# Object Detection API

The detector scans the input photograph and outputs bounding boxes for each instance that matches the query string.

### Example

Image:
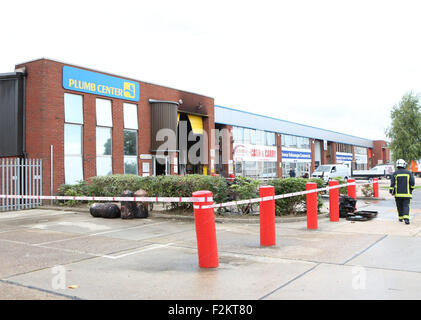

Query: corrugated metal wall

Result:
[150,100,178,151]
[0,73,25,157]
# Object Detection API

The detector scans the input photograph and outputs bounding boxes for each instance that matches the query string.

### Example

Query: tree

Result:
[385,92,421,164]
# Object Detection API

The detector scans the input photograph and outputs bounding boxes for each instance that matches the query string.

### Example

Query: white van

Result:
[311,164,351,183]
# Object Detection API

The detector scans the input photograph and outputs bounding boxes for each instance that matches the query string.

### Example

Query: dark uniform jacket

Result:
[389,168,415,198]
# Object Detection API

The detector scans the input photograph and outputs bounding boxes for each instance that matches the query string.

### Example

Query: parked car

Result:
[311,164,351,183]
[352,163,394,180]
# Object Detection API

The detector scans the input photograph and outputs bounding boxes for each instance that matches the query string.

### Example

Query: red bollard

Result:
[347,178,357,200]
[259,185,276,246]
[373,178,379,198]
[229,173,235,182]
[329,180,339,222]
[306,182,318,230]
[192,190,219,268]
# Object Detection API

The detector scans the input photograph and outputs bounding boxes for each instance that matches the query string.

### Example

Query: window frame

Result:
[64,93,84,185]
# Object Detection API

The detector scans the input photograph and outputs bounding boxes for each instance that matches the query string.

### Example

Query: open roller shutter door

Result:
[187,114,203,135]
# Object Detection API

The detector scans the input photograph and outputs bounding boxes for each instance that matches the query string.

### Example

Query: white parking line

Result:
[34,221,168,246]
[102,243,175,259]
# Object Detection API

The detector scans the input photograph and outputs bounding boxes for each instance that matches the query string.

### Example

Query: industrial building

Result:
[0,58,391,198]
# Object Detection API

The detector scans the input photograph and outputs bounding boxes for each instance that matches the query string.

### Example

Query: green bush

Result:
[331,177,348,195]
[230,177,261,214]
[361,184,374,197]
[57,174,230,211]
[268,178,324,216]
[57,175,327,215]
[147,174,230,210]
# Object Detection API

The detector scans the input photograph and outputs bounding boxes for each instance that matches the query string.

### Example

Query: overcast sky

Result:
[2,0,421,141]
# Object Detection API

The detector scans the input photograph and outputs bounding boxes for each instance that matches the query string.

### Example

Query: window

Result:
[123,103,138,130]
[96,99,113,176]
[65,93,83,124]
[123,103,138,174]
[124,129,138,174]
[355,146,367,155]
[265,132,276,146]
[282,162,311,178]
[255,130,265,146]
[337,143,352,153]
[298,137,310,149]
[243,128,252,144]
[96,98,113,127]
[96,127,112,176]
[233,126,244,143]
[263,161,277,177]
[64,93,83,185]
[249,129,257,145]
[282,134,310,149]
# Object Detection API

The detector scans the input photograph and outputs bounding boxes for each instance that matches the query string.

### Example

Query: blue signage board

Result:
[336,153,353,162]
[282,150,311,160]
[62,66,140,102]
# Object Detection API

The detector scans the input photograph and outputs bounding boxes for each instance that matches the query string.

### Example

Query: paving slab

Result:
[0,229,82,245]
[43,235,150,256]
[345,235,421,272]
[101,220,196,241]
[152,222,385,264]
[0,281,71,300]
[264,263,421,300]
[28,217,156,235]
[0,240,92,279]
[0,211,92,229]
[6,245,317,300]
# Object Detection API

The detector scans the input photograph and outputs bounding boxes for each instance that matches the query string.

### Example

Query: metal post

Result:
[51,145,53,205]
[28,159,32,208]
[40,159,43,205]
[1,159,4,211]
[25,158,28,209]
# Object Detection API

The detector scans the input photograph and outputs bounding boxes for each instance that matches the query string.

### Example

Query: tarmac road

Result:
[0,188,421,300]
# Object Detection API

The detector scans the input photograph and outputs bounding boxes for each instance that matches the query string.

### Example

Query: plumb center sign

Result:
[62,66,140,102]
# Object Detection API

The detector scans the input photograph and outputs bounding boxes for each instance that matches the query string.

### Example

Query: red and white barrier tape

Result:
[1,180,375,210]
[0,194,212,203]
[196,181,373,209]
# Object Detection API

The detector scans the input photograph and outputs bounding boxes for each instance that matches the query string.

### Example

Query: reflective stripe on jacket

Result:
[389,169,415,198]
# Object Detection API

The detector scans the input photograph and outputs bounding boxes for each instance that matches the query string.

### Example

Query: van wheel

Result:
[344,177,348,182]
[386,175,391,179]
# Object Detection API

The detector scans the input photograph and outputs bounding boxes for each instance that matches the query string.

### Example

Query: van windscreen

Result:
[314,165,330,172]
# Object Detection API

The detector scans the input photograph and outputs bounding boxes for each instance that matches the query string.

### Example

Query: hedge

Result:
[268,178,325,216]
[57,175,325,215]
[57,174,230,210]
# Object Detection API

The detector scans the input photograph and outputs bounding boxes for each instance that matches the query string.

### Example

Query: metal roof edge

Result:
[215,104,374,143]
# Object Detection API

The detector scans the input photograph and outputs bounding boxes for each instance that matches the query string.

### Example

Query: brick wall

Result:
[16,59,214,194]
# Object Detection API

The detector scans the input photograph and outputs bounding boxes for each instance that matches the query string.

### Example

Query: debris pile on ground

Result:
[120,189,149,219]
[89,189,148,219]
[339,195,378,222]
[89,203,121,218]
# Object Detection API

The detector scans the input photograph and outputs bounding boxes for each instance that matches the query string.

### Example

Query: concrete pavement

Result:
[0,187,420,300]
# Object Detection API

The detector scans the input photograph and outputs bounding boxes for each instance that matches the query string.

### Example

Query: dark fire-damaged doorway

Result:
[177,112,204,175]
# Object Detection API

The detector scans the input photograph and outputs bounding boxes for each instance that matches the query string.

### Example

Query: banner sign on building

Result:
[63,66,140,102]
[336,152,353,163]
[281,149,311,162]
[355,154,368,164]
[233,143,277,162]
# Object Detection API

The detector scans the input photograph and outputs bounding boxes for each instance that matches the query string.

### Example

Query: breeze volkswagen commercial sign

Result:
[62,66,140,102]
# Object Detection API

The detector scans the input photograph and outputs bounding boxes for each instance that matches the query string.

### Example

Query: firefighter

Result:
[389,159,415,224]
